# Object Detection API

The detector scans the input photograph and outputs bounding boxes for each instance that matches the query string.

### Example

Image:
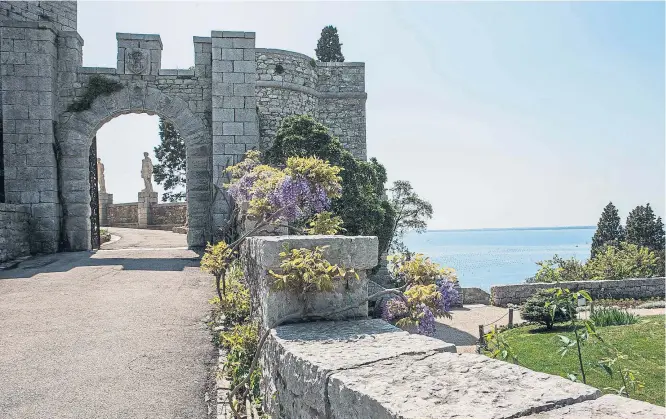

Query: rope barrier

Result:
[482,311,509,327]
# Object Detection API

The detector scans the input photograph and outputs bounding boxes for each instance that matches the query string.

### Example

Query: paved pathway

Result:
[102,227,188,250]
[0,229,214,419]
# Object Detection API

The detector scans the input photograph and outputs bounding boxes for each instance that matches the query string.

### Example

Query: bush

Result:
[521,289,574,330]
[590,307,639,327]
[210,262,250,327]
[529,255,588,283]
[586,242,661,280]
[220,323,261,403]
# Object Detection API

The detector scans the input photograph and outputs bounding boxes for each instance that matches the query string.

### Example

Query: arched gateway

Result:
[0,0,367,255]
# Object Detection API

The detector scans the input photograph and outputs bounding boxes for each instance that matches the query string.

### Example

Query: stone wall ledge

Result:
[256,80,367,99]
[78,66,116,74]
[59,30,84,45]
[256,47,314,63]
[525,394,664,418]
[491,277,666,307]
[0,20,57,32]
[263,318,616,419]
[116,32,162,48]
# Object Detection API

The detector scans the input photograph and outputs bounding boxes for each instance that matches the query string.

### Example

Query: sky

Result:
[81,1,665,230]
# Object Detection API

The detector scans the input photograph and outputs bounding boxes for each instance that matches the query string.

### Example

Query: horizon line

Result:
[425,225,596,233]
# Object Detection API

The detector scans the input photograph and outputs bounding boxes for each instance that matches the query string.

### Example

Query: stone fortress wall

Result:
[491,277,666,307]
[0,0,367,255]
[0,203,31,263]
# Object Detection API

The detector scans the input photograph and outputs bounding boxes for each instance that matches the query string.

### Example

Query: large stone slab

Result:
[525,394,665,418]
[242,235,378,328]
[327,352,601,419]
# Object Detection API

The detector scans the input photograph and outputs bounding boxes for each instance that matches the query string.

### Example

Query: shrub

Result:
[586,242,661,280]
[220,323,261,403]
[210,262,250,327]
[521,289,574,329]
[590,307,639,327]
[530,255,588,283]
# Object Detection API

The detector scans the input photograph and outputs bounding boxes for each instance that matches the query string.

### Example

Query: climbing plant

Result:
[66,75,123,112]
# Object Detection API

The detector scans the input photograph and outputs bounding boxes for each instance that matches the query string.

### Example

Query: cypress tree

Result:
[153,117,186,202]
[590,202,624,258]
[626,203,665,251]
[315,25,345,62]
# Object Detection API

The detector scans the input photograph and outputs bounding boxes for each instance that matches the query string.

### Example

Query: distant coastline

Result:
[427,226,596,233]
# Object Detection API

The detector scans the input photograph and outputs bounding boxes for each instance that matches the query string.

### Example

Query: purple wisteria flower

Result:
[435,279,459,313]
[268,175,331,222]
[381,298,408,322]
[417,304,436,336]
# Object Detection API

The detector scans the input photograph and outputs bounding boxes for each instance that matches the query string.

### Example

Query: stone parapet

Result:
[260,318,619,419]
[242,235,378,329]
[491,277,666,307]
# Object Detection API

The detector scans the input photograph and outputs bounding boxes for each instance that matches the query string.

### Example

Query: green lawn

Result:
[499,315,665,406]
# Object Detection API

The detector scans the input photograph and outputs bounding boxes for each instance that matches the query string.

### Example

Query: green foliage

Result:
[210,262,251,326]
[388,252,457,287]
[590,307,639,327]
[586,242,661,280]
[497,316,664,405]
[484,326,519,364]
[268,245,357,301]
[387,180,433,254]
[597,349,645,398]
[305,211,345,235]
[153,117,186,202]
[529,255,588,283]
[66,75,123,112]
[200,241,235,296]
[263,115,394,262]
[625,204,665,252]
[520,289,573,329]
[591,202,625,258]
[315,25,344,62]
[220,323,261,403]
[100,228,111,244]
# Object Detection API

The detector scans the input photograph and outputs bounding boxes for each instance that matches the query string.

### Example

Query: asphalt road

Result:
[0,231,214,419]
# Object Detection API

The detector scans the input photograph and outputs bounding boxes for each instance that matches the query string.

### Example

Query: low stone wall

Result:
[462,287,491,305]
[149,202,187,228]
[238,234,664,418]
[105,202,186,230]
[106,203,139,228]
[491,277,666,307]
[0,204,31,263]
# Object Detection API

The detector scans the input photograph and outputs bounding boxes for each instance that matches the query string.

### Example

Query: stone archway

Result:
[58,82,212,250]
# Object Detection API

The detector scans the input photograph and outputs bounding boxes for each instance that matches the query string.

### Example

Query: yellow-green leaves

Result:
[305,211,345,235]
[388,253,457,286]
[269,246,357,297]
[201,240,234,278]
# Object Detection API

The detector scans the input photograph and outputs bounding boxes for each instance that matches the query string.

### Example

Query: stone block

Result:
[233,60,256,74]
[234,108,255,122]
[221,48,243,61]
[222,122,243,135]
[222,96,244,109]
[242,235,378,329]
[524,395,664,418]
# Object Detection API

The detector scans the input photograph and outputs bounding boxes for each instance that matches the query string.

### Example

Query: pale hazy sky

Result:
[82,1,665,230]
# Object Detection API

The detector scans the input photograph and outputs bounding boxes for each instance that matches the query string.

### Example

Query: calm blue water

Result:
[402,227,595,291]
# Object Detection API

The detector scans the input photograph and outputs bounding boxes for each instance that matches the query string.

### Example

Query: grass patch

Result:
[500,315,664,406]
[590,307,639,327]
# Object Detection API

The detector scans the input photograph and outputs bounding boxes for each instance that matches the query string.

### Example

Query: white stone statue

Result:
[141,152,154,193]
[97,157,106,194]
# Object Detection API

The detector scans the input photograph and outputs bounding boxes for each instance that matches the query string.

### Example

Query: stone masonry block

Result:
[222,122,243,135]
[234,109,255,122]
[233,83,254,97]
[223,96,244,109]
[242,235,378,329]
[221,48,243,61]
[525,395,664,419]
[233,60,256,73]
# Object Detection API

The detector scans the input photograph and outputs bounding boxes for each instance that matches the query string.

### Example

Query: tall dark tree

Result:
[590,202,624,258]
[625,203,665,251]
[315,25,345,62]
[387,180,433,254]
[264,115,394,260]
[153,117,186,202]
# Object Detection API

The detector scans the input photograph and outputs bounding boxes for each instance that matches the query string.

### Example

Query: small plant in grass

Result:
[484,326,519,364]
[590,307,639,327]
[381,253,458,336]
[520,289,574,330]
[597,348,645,398]
[547,288,598,384]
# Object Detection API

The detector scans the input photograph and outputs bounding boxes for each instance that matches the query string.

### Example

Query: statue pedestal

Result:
[99,192,113,227]
[138,191,158,228]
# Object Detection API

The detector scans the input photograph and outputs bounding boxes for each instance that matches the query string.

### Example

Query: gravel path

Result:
[0,233,214,418]
[102,227,188,250]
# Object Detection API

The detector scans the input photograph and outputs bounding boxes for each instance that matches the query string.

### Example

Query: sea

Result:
[401,226,596,291]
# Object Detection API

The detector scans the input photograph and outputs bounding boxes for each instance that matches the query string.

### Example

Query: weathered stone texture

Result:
[462,287,491,305]
[0,1,77,32]
[148,202,186,227]
[106,203,138,227]
[262,318,603,419]
[525,394,665,418]
[491,277,666,307]
[242,235,378,330]
[0,203,31,262]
